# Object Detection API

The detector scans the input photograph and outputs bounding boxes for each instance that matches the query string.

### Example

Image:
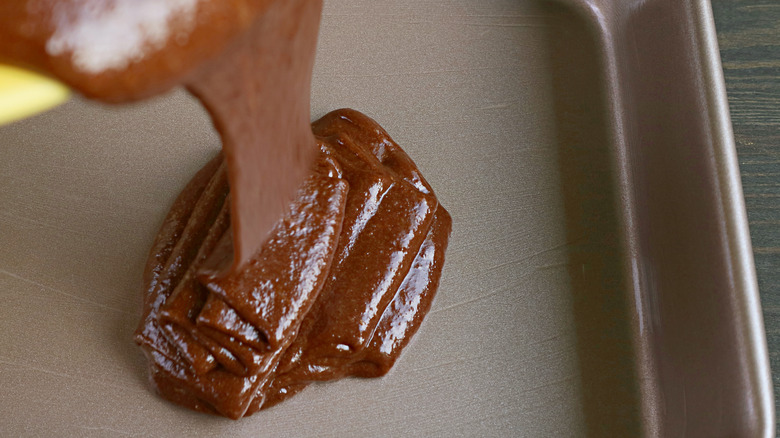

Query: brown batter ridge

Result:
[1,0,451,419]
[135,109,451,418]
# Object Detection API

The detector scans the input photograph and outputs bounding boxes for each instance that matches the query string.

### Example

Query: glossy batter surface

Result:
[135,109,451,418]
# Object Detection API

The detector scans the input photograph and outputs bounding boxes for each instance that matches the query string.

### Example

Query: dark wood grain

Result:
[711,0,780,432]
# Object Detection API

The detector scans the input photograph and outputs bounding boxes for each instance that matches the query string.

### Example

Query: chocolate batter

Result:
[138,109,450,418]
[0,0,451,418]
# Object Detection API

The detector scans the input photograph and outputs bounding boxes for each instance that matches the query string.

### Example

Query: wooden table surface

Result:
[711,0,780,432]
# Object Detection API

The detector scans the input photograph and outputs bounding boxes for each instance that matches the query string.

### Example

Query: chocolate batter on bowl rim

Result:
[0,0,451,418]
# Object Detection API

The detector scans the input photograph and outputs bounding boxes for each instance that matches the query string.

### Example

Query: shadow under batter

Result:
[134,109,451,419]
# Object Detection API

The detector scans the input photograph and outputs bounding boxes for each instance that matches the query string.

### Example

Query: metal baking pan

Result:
[0,0,773,436]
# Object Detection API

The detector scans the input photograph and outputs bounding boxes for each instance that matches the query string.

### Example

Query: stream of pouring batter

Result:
[185,0,322,276]
[0,0,322,272]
